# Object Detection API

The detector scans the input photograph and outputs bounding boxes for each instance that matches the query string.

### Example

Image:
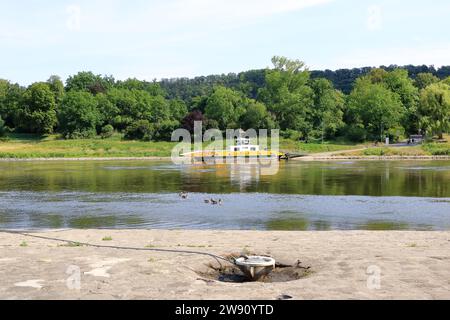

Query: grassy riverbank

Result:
[0,134,362,159]
[0,133,448,159]
[0,134,175,158]
[337,137,450,157]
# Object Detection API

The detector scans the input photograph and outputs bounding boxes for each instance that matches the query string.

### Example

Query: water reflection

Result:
[0,160,449,197]
[0,161,449,230]
[0,191,449,231]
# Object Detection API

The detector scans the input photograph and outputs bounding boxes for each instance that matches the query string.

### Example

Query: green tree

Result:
[106,88,139,129]
[385,69,419,134]
[66,72,114,95]
[259,56,314,138]
[347,77,404,141]
[19,82,57,134]
[96,93,120,128]
[205,86,245,129]
[189,96,208,112]
[106,88,172,130]
[310,78,345,140]
[169,99,188,121]
[418,83,450,139]
[145,94,171,123]
[367,68,419,134]
[153,119,180,141]
[0,116,6,137]
[58,91,100,139]
[47,75,65,104]
[239,99,274,130]
[124,120,154,141]
[116,78,166,96]
[100,124,114,139]
[0,79,24,128]
[415,73,439,89]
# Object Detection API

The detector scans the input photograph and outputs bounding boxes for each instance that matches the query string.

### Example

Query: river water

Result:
[0,160,449,230]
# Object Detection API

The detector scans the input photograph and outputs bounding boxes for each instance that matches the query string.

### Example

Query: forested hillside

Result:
[1,57,449,143]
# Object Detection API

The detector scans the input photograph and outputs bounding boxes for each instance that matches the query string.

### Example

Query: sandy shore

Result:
[1,229,449,300]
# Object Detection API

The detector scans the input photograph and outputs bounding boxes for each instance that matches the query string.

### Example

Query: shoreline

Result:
[1,229,449,300]
[0,156,171,162]
[294,155,450,161]
[0,155,449,162]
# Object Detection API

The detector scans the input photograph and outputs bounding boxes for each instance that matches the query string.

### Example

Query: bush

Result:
[423,143,450,156]
[363,148,389,156]
[430,148,450,156]
[100,125,114,139]
[153,120,180,141]
[281,129,301,141]
[65,129,97,139]
[124,120,154,141]
[344,125,367,143]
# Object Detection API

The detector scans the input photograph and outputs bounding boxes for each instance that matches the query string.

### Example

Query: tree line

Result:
[1,56,449,142]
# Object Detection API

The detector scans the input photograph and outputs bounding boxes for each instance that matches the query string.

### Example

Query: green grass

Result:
[422,142,450,156]
[339,135,450,157]
[361,147,427,156]
[102,236,113,241]
[20,241,28,247]
[0,134,176,158]
[0,133,363,158]
[278,138,361,154]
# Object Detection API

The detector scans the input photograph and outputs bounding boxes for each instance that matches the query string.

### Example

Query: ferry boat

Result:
[182,137,284,161]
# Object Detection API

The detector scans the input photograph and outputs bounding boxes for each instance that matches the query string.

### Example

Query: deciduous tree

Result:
[419,83,450,139]
[19,82,57,134]
[58,91,100,139]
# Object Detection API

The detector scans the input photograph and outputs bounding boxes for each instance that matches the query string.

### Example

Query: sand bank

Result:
[1,230,449,300]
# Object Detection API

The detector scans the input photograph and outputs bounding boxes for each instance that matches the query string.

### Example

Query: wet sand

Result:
[1,230,449,300]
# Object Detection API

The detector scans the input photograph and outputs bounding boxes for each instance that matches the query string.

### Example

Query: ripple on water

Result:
[0,191,449,230]
[396,166,450,171]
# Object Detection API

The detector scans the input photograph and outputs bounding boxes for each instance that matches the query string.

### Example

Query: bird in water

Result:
[209,199,223,205]
[179,192,188,199]
[204,199,210,204]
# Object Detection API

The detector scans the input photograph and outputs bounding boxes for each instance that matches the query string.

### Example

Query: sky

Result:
[0,0,449,85]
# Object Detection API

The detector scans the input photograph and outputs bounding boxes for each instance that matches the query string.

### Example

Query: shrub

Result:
[65,129,97,139]
[0,116,6,137]
[124,120,154,141]
[430,148,450,156]
[153,120,180,141]
[281,129,301,141]
[423,143,450,156]
[363,148,388,156]
[344,125,367,143]
[100,124,114,139]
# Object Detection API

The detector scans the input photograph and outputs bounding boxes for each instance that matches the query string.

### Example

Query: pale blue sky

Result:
[1,0,449,85]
